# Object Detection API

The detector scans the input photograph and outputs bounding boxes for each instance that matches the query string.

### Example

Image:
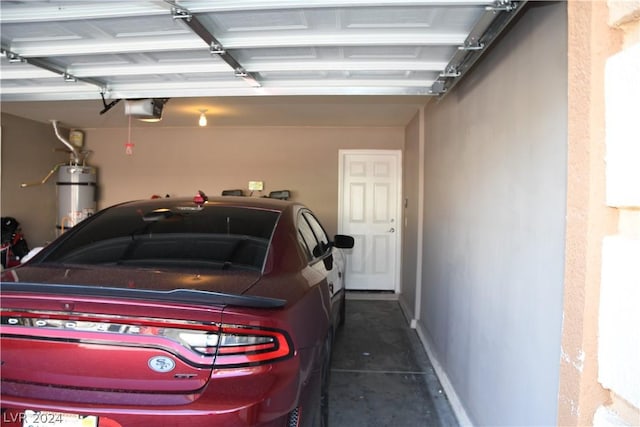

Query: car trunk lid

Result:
[0,267,285,402]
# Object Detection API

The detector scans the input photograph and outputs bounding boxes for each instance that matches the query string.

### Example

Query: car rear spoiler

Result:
[0,282,286,309]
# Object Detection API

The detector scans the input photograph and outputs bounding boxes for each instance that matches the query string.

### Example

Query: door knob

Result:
[388,227,395,233]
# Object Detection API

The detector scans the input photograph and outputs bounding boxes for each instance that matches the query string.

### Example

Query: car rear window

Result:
[42,205,280,272]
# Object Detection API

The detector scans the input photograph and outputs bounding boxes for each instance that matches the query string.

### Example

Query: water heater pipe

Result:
[51,120,80,164]
[20,163,64,188]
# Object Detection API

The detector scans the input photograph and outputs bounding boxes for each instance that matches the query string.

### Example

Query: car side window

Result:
[302,212,330,257]
[297,214,319,261]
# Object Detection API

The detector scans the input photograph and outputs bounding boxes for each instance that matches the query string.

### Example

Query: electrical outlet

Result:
[248,181,264,191]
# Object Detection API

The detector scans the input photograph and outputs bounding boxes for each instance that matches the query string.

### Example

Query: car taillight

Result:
[214,325,293,367]
[2,310,293,369]
[174,331,220,355]
[167,325,292,367]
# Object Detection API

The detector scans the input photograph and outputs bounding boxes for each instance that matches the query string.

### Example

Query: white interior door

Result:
[338,150,402,291]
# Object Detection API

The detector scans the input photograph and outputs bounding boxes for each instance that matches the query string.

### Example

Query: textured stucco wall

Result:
[557,1,623,425]
[594,1,640,425]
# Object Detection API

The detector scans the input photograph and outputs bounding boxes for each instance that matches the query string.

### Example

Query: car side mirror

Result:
[333,234,354,249]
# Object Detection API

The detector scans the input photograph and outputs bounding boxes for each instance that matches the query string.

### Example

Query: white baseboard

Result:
[398,296,415,325]
[346,291,398,301]
[414,322,474,427]
[390,295,474,426]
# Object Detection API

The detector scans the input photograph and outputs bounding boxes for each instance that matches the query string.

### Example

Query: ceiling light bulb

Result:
[198,110,207,127]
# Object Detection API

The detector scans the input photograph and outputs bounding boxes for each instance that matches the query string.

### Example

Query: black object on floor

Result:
[329,299,458,427]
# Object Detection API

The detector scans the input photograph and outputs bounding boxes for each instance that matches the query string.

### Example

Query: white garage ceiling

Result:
[0,0,525,127]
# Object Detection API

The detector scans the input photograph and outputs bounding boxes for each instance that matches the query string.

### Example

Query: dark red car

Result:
[0,194,354,427]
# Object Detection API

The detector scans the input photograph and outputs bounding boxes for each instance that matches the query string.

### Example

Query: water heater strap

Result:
[56,182,97,186]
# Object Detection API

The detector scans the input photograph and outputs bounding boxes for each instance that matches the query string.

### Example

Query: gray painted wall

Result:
[418,4,568,425]
[400,111,421,316]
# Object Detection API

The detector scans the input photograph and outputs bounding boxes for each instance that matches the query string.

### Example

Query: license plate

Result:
[22,410,98,427]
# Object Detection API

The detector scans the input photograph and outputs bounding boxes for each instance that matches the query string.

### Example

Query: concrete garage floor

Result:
[329,296,458,427]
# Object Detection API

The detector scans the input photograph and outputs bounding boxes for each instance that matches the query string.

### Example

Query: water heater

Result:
[56,165,97,232]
